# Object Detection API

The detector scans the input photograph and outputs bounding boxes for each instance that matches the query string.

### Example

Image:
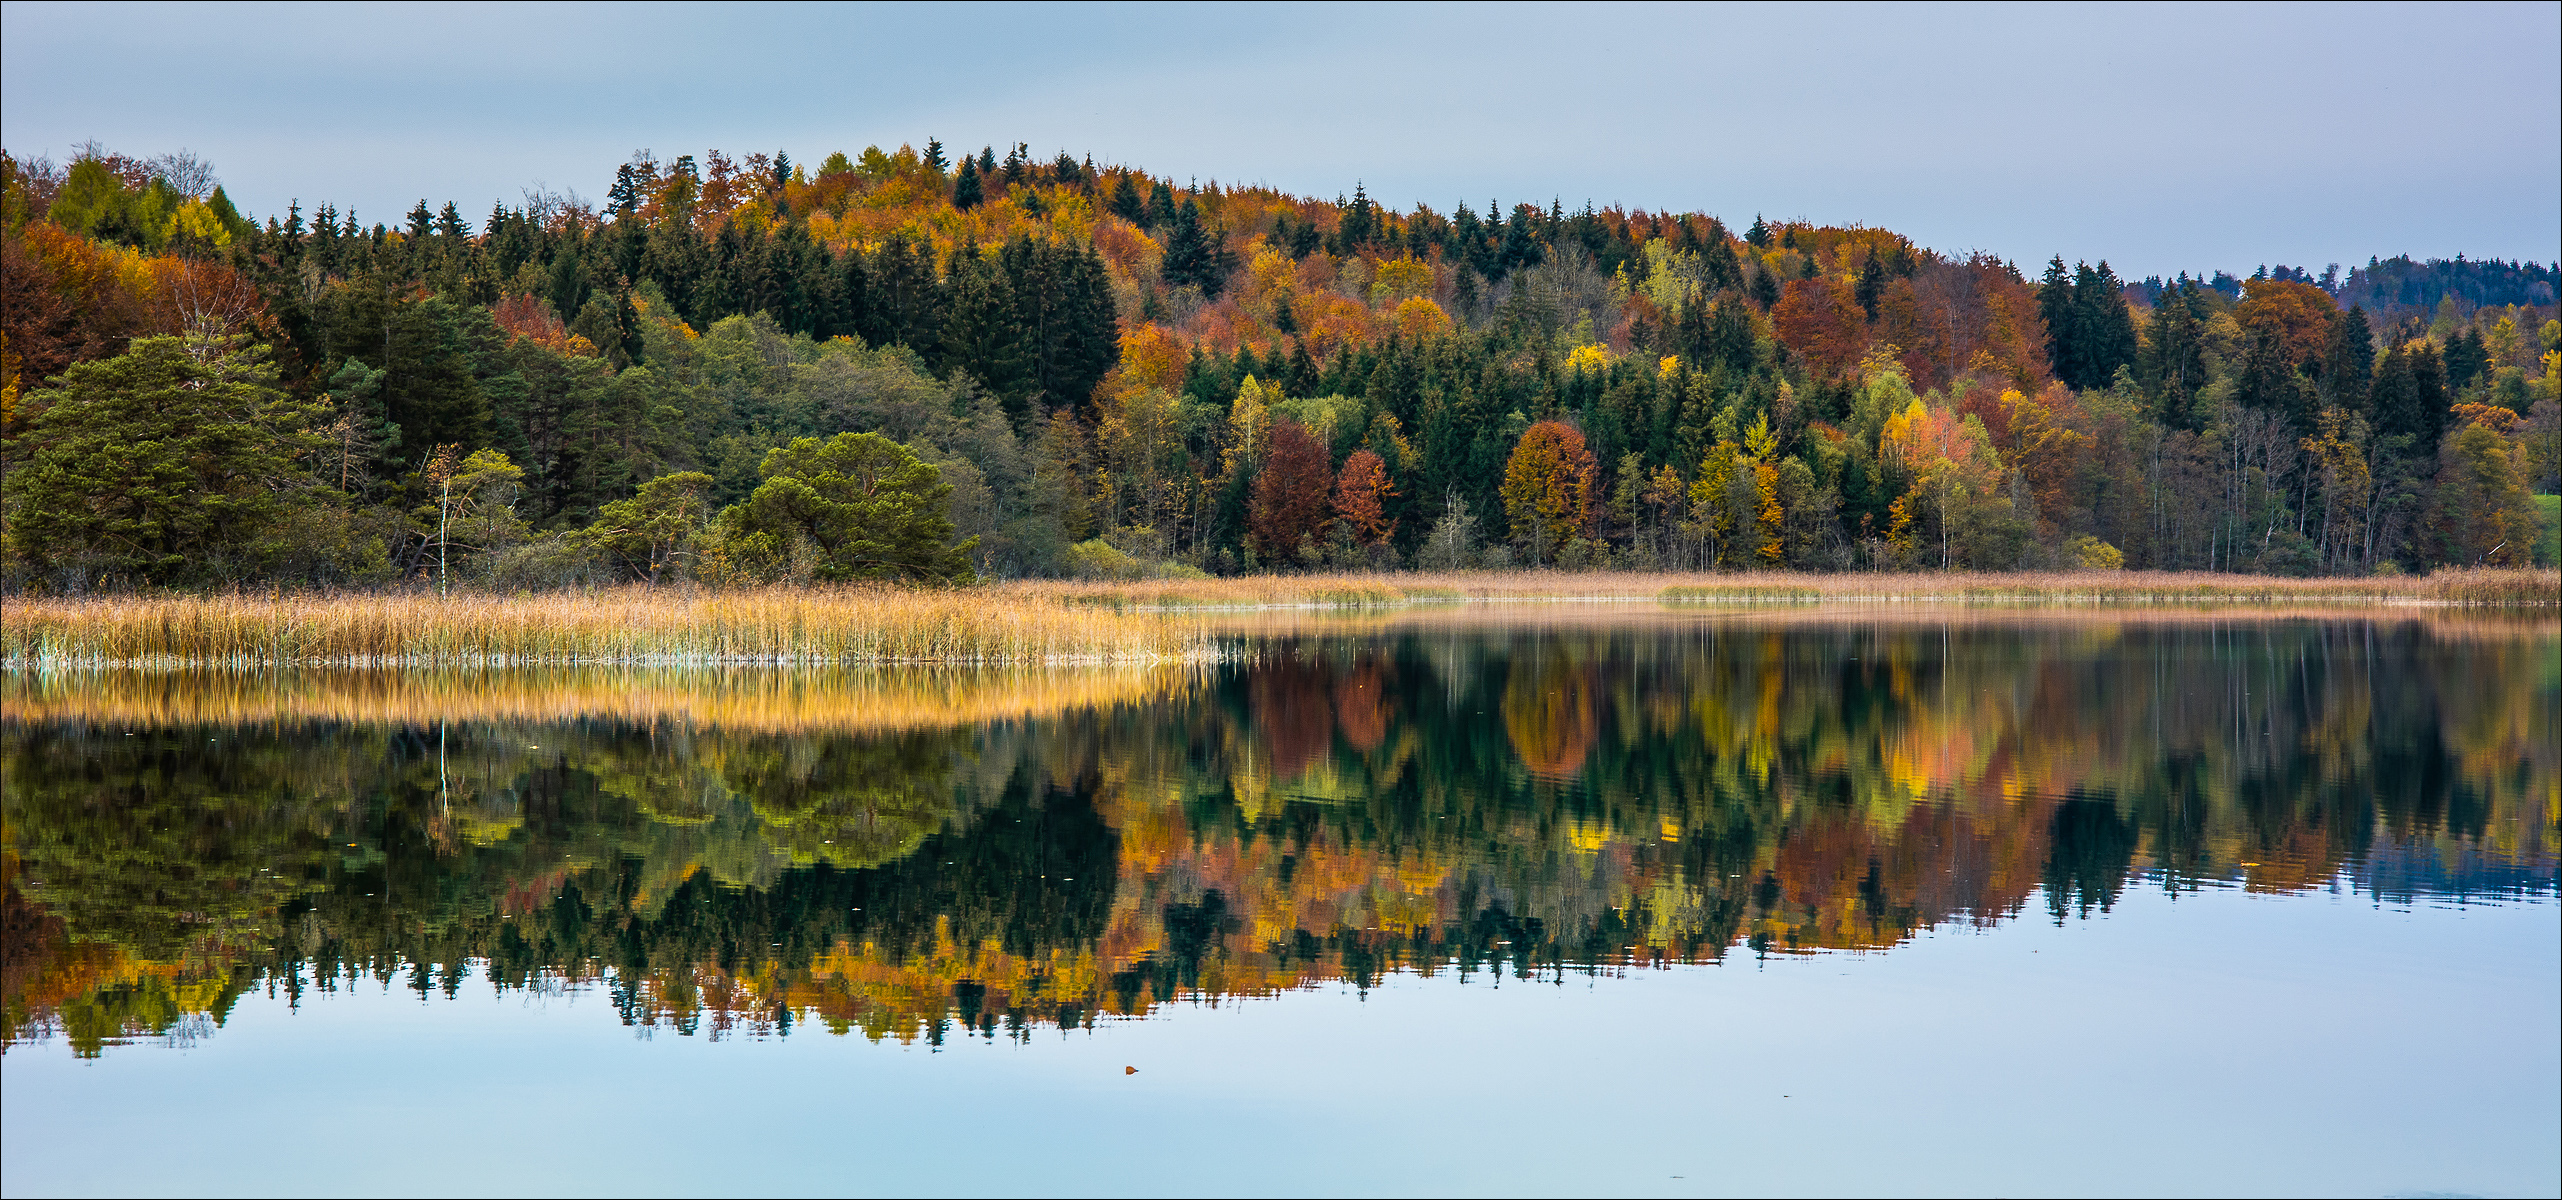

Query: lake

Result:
[3,610,2556,1198]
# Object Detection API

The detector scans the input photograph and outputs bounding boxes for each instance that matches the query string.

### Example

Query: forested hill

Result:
[2,140,2556,590]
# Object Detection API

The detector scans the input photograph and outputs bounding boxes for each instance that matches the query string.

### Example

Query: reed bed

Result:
[1195,603,2562,642]
[0,663,1195,734]
[1013,567,2561,609]
[0,586,1207,669]
[4,568,2550,669]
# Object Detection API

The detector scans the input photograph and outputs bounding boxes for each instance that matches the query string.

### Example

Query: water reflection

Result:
[4,616,2553,1055]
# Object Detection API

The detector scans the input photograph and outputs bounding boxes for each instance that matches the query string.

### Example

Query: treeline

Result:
[2,141,2556,589]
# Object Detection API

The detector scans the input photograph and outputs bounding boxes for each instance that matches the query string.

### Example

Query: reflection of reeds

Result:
[0,664,1196,734]
[1,586,1208,668]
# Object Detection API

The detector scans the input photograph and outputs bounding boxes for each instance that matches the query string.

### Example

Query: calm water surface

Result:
[3,612,2556,1198]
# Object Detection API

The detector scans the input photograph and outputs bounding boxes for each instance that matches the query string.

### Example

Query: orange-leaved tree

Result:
[2234,279,2338,367]
[1334,448,1397,545]
[1501,420,1597,565]
[1249,419,1334,566]
[1772,276,1866,378]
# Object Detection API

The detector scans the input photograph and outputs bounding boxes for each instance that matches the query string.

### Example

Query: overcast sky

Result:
[4,1,2554,279]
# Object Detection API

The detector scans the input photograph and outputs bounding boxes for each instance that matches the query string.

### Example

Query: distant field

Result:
[2,567,2554,668]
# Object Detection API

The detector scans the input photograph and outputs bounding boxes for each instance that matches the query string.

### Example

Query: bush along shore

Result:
[1,569,2552,669]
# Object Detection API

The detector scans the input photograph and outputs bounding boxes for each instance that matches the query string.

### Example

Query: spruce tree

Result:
[2323,305,2375,414]
[2073,261,2138,388]
[2037,257,2077,384]
[953,158,983,211]
[1161,198,1213,294]
[1749,268,1781,310]
[2142,284,2208,431]
[1108,173,1145,224]
[1746,214,1769,247]
[940,241,1025,401]
[1146,180,1177,230]
[2237,329,2314,434]
[1855,253,1886,322]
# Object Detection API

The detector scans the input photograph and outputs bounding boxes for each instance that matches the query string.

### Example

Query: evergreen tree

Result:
[953,158,984,211]
[1854,253,1886,322]
[1745,214,1769,247]
[1145,180,1177,230]
[2072,262,2138,388]
[2444,326,2488,389]
[2142,284,2208,431]
[2037,256,2076,382]
[2236,329,2314,433]
[939,242,1022,397]
[2322,305,2375,414]
[1160,198,1221,296]
[1748,267,1781,310]
[1708,294,1757,375]
[923,139,948,173]
[1108,173,1145,224]
[867,233,942,352]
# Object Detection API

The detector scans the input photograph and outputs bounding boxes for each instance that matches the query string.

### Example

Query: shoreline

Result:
[3,568,2554,669]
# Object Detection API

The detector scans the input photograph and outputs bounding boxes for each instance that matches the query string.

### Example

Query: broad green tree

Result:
[718,432,975,582]
[4,337,323,587]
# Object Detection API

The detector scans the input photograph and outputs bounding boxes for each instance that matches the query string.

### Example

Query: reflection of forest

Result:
[5,619,2554,1055]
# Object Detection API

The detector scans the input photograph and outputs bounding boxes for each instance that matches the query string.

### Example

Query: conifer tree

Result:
[1161,198,1220,296]
[2037,256,2076,381]
[2323,305,2375,413]
[953,158,983,211]
[1108,173,1145,224]
[1855,253,1886,322]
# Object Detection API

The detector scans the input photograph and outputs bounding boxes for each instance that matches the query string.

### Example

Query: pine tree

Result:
[1746,214,1769,247]
[953,159,983,211]
[1145,180,1176,230]
[923,138,948,173]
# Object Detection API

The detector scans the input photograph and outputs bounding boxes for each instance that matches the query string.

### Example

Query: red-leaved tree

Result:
[1334,448,1396,545]
[1249,420,1334,565]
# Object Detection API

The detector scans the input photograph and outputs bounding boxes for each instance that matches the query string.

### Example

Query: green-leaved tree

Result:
[4,337,324,588]
[718,433,976,582]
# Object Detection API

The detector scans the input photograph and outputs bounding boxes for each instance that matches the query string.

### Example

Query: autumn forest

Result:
[3,139,2558,590]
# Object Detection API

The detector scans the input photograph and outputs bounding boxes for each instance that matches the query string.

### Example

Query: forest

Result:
[3,139,2558,589]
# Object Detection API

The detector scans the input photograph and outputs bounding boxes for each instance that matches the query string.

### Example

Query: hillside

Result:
[2,140,2556,589]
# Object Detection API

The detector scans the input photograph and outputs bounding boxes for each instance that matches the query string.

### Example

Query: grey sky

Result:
[4,1,2554,280]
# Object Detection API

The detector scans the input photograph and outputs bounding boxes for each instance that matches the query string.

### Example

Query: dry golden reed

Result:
[1014,567,2560,609]
[0,585,1206,668]
[4,568,2550,668]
